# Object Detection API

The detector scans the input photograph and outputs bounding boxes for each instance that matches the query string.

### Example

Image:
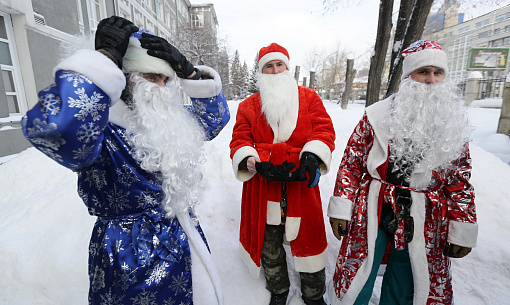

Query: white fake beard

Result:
[385,78,472,186]
[257,70,298,127]
[124,74,206,218]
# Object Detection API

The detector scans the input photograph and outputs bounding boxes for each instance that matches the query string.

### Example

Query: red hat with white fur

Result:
[258,43,290,72]
[401,39,448,80]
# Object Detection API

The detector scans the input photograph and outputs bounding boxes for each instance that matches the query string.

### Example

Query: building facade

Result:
[425,4,510,83]
[0,0,219,159]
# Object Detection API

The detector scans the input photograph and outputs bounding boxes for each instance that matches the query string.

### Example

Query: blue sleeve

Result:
[186,91,230,140]
[22,70,111,171]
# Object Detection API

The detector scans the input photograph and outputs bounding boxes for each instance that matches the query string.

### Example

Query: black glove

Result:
[444,243,472,258]
[294,152,321,188]
[95,16,139,68]
[255,161,296,182]
[139,33,200,79]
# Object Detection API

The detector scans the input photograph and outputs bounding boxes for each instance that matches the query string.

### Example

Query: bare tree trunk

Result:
[309,71,316,89]
[385,0,435,97]
[341,58,355,109]
[385,0,415,98]
[294,66,301,82]
[366,0,394,107]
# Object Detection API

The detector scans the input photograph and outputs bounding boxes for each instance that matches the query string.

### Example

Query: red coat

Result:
[327,96,478,305]
[230,86,335,278]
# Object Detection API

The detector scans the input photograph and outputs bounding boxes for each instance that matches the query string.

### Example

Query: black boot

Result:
[269,290,289,305]
[302,296,326,305]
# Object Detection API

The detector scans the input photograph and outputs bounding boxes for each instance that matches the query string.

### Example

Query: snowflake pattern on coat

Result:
[331,113,476,304]
[23,69,228,305]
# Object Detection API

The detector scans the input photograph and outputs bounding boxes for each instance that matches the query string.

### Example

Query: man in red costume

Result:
[328,40,477,305]
[230,43,335,305]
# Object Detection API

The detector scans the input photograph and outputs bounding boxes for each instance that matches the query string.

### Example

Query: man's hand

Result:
[139,33,200,79]
[294,152,321,188]
[444,243,472,258]
[330,218,349,240]
[95,16,139,68]
[255,161,296,182]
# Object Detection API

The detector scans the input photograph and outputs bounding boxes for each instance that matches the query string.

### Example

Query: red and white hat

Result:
[401,39,448,80]
[258,43,290,72]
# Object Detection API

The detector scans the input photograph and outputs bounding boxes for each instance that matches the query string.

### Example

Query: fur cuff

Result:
[180,65,222,98]
[292,248,328,273]
[328,196,353,220]
[239,243,261,279]
[54,49,126,106]
[301,140,333,174]
[448,221,478,247]
[232,146,258,181]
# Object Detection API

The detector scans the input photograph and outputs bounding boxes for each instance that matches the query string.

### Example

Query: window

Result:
[478,30,491,38]
[496,14,505,23]
[494,28,501,35]
[476,19,490,28]
[0,13,26,115]
[191,13,203,27]
[506,25,510,32]
[459,26,470,34]
[87,0,104,30]
[493,39,501,47]
[504,37,510,46]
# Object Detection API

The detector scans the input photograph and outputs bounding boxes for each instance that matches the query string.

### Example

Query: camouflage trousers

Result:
[261,224,326,300]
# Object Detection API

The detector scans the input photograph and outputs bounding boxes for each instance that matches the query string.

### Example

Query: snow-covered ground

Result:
[1,100,510,305]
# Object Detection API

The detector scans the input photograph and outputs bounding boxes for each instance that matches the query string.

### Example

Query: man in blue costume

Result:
[22,16,229,305]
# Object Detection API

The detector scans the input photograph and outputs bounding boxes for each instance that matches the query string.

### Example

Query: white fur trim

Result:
[327,196,353,220]
[401,48,449,80]
[365,96,393,178]
[292,247,328,273]
[266,201,281,225]
[258,52,290,72]
[338,179,382,303]
[301,140,333,174]
[232,146,259,181]
[108,99,129,128]
[239,242,261,278]
[285,216,300,242]
[54,49,126,106]
[180,65,222,98]
[123,37,175,79]
[447,221,478,248]
[408,192,430,305]
[176,213,224,305]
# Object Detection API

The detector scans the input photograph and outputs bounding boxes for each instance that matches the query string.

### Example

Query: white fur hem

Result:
[239,243,261,278]
[54,49,126,105]
[180,65,222,98]
[327,196,353,220]
[447,221,478,247]
[292,248,327,273]
[232,146,258,181]
[267,201,281,225]
[285,217,300,242]
[337,180,381,303]
[301,140,333,174]
[409,192,430,305]
[176,213,224,305]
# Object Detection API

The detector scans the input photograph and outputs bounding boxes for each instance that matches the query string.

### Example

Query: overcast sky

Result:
[191,0,510,75]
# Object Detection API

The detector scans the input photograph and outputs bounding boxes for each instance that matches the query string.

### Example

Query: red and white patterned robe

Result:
[327,96,477,305]
[230,86,335,278]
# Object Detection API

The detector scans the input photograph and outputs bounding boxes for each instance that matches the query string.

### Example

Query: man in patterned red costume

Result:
[327,40,477,305]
